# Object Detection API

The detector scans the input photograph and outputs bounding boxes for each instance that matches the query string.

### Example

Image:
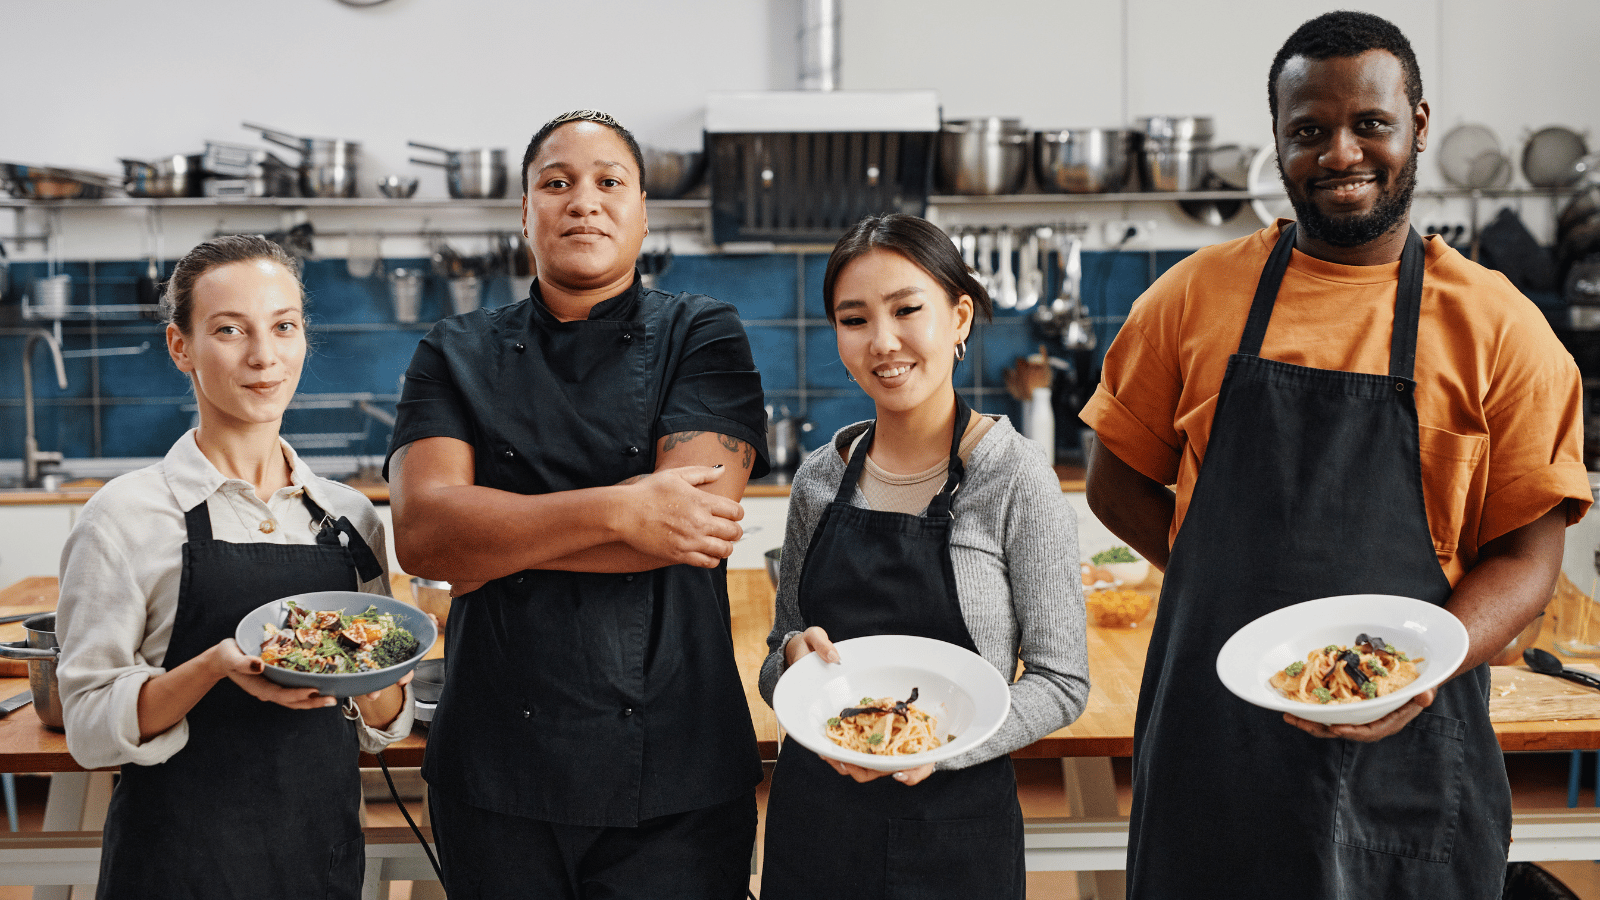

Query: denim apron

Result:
[761,392,1025,900]
[1125,224,1510,898]
[96,492,385,900]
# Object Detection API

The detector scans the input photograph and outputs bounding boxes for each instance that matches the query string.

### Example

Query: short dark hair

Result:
[519,110,646,195]
[821,214,993,326]
[1268,10,1424,122]
[162,234,303,335]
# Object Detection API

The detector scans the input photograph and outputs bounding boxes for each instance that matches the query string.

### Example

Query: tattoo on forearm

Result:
[663,431,705,453]
[716,433,740,453]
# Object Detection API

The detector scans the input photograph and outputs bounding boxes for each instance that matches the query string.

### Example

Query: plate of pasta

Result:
[772,634,1011,772]
[1215,594,1468,725]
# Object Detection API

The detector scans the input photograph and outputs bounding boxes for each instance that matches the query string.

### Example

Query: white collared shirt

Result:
[55,430,413,770]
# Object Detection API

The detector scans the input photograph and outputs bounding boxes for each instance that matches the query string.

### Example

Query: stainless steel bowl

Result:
[641,147,706,199]
[936,118,1029,196]
[121,154,204,198]
[377,175,419,198]
[1136,116,1215,192]
[1033,129,1135,194]
[764,548,781,589]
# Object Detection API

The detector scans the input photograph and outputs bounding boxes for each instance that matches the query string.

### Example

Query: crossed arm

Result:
[389,430,756,584]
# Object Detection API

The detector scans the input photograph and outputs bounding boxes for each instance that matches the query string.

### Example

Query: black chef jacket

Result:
[386,276,770,827]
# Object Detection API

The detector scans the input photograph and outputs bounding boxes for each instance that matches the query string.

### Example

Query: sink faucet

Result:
[22,329,68,488]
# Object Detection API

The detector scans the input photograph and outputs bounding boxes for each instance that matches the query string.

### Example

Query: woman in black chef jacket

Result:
[55,234,413,900]
[757,214,1090,899]
[385,110,769,899]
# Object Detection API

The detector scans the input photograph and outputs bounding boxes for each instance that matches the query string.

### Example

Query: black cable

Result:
[377,750,445,883]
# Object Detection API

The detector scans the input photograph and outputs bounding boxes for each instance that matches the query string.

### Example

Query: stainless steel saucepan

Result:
[0,613,63,730]
[244,122,361,198]
[409,142,507,199]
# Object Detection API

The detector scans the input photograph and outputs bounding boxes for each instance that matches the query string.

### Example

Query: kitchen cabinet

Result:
[0,505,75,587]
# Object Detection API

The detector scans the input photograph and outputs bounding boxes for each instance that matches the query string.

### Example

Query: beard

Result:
[1280,148,1418,248]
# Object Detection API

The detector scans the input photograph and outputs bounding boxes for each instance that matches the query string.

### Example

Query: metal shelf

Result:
[0,196,709,210]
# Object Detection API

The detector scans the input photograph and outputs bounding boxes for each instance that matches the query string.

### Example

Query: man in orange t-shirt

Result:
[1081,10,1591,898]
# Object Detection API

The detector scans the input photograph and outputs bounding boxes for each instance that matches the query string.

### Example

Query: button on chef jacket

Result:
[386,277,771,827]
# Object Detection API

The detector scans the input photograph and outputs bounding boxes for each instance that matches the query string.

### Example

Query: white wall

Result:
[2,0,1596,255]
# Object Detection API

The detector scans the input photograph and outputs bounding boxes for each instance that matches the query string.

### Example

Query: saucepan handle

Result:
[0,641,55,660]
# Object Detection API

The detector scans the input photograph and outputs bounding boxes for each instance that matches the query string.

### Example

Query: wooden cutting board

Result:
[1490,664,1600,723]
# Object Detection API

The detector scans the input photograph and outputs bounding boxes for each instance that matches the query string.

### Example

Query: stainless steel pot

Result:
[1032,129,1135,193]
[1,163,117,200]
[409,142,507,199]
[1136,116,1214,192]
[936,118,1029,196]
[0,613,63,731]
[244,122,361,198]
[641,146,706,199]
[121,154,204,198]
[765,405,811,481]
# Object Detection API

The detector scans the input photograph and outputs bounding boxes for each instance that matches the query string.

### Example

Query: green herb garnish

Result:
[1090,546,1139,565]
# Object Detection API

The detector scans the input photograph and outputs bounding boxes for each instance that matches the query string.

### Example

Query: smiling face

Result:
[166,258,305,436]
[1274,49,1428,261]
[832,249,974,420]
[521,120,648,300]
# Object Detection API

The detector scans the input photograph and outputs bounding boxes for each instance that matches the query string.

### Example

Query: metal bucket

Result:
[0,614,63,730]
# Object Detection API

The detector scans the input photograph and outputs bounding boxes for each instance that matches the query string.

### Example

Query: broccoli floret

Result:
[371,628,420,669]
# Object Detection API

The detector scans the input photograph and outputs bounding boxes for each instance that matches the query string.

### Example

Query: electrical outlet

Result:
[1103,220,1156,246]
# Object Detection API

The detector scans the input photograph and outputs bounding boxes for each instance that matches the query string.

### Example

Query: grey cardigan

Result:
[758,415,1090,769]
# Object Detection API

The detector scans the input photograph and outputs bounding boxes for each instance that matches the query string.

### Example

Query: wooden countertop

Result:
[5,569,1592,773]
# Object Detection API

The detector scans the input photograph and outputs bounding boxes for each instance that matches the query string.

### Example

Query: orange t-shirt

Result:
[1081,221,1592,585]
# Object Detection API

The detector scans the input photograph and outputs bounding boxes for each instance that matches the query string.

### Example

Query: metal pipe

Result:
[22,329,68,487]
[798,0,841,91]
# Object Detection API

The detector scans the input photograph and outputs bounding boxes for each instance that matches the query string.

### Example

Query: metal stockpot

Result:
[408,142,507,199]
[0,613,63,730]
[121,154,204,198]
[244,122,361,198]
[1033,128,1136,193]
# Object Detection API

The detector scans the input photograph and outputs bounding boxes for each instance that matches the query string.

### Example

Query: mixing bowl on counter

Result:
[936,118,1030,195]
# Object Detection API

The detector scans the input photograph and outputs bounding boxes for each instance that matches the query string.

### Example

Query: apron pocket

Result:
[1416,425,1486,556]
[885,813,1021,900]
[1333,709,1466,862]
[325,833,366,900]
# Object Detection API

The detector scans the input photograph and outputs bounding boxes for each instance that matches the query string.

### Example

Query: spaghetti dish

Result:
[1270,633,1423,705]
[257,601,420,675]
[825,688,946,756]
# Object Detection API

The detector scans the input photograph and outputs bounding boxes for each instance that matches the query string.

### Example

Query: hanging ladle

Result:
[1060,233,1095,351]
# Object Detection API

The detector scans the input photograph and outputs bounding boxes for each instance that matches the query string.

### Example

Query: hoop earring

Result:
[954,340,967,361]
[846,372,857,383]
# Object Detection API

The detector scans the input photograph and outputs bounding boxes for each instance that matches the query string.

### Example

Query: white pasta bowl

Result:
[235,591,437,698]
[773,634,1011,772]
[1216,593,1468,726]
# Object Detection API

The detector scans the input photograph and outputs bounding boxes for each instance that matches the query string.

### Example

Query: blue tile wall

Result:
[1,248,1194,469]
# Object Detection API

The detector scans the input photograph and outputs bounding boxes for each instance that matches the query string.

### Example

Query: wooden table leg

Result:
[1061,757,1127,899]
[33,772,112,900]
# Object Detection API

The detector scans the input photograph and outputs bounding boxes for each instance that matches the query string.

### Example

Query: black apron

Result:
[1126,223,1510,898]
[97,491,385,900]
[761,392,1025,900]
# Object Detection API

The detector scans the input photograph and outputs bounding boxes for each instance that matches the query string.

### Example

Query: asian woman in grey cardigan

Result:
[757,214,1089,900]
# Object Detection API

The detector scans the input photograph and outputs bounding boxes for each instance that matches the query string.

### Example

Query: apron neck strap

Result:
[1237,222,1427,380]
[837,392,972,517]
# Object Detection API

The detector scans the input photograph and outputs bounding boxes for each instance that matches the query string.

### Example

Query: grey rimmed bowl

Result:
[235,591,436,697]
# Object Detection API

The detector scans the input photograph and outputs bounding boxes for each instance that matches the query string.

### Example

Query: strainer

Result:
[1522,126,1590,189]
[1438,124,1510,189]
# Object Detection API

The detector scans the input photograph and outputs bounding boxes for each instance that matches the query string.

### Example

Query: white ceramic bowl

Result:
[1215,594,1468,726]
[773,634,1011,772]
[235,591,437,698]
[1102,559,1150,585]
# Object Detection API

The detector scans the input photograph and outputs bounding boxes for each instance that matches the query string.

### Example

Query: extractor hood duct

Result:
[798,0,841,91]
